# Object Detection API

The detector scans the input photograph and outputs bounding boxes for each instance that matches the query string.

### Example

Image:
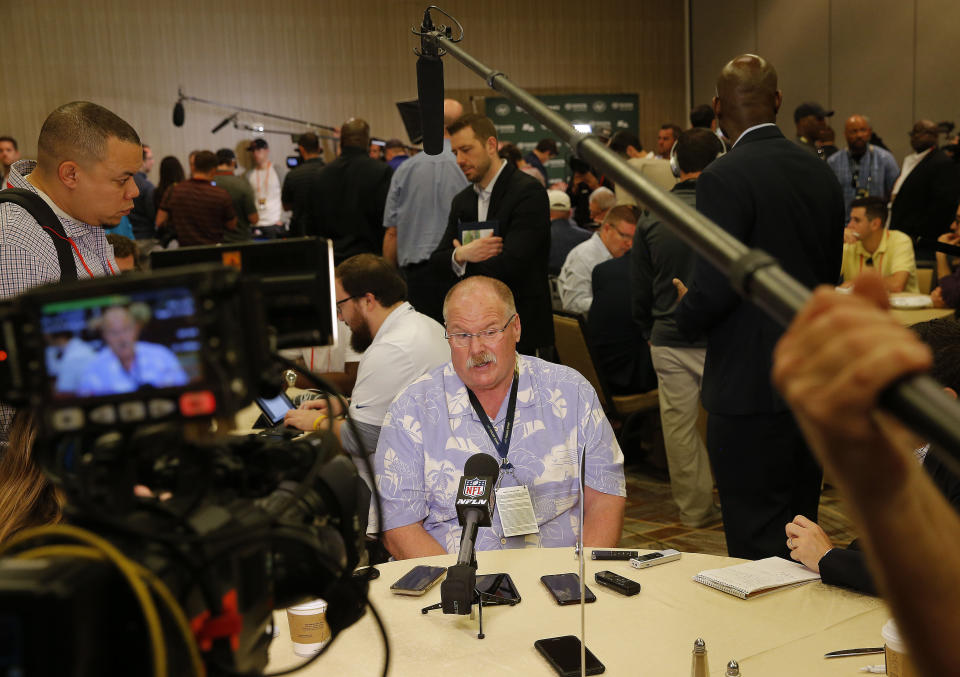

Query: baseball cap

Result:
[247,138,269,151]
[547,190,571,211]
[215,148,236,164]
[794,102,834,123]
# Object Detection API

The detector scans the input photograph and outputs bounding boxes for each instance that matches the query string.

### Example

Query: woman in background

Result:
[152,155,185,214]
[0,409,64,544]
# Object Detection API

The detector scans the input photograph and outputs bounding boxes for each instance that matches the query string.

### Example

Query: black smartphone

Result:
[389,565,446,596]
[475,573,521,603]
[534,635,605,676]
[540,573,597,605]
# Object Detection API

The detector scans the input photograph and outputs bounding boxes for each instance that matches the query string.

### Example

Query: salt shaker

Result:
[691,638,709,677]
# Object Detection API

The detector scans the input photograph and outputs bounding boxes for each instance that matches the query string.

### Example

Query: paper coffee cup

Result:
[882,618,918,677]
[287,599,331,657]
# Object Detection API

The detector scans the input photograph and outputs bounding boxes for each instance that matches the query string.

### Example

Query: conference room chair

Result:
[917,266,933,295]
[552,311,660,457]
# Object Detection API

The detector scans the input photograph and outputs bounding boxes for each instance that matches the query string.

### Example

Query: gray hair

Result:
[589,186,616,210]
[442,276,516,322]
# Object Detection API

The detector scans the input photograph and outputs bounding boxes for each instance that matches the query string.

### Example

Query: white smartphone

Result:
[629,549,681,569]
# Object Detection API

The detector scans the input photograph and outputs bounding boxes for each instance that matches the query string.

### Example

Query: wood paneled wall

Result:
[690,0,960,162]
[1,0,686,179]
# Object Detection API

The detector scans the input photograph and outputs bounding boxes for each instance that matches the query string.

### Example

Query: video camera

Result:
[0,261,372,676]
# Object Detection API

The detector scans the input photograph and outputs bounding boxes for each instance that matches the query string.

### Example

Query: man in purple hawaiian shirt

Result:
[374,275,625,560]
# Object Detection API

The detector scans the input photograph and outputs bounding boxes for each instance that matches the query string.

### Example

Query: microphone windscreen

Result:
[463,452,499,478]
[172,101,185,127]
[417,55,444,155]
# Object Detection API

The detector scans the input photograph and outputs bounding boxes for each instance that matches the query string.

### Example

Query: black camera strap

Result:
[0,188,78,282]
[466,361,520,470]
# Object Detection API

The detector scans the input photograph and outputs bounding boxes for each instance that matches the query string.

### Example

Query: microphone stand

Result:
[413,7,960,477]
[421,565,519,640]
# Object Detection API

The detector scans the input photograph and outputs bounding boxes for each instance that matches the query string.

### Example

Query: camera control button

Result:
[88,405,117,425]
[180,391,217,417]
[118,401,148,422]
[51,407,84,431]
[148,399,177,419]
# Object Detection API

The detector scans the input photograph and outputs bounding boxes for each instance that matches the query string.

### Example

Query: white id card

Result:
[495,485,539,537]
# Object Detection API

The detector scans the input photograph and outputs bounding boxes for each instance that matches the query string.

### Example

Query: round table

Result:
[267,547,888,676]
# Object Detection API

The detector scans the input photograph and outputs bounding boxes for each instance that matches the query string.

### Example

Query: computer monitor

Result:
[396,99,424,146]
[150,237,336,349]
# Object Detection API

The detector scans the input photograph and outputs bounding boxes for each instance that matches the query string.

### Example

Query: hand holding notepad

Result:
[693,557,821,599]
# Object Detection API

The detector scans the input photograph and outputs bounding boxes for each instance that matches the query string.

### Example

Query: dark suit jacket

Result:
[890,148,960,250]
[430,161,553,353]
[819,446,960,595]
[588,254,657,395]
[281,156,326,238]
[303,147,392,264]
[676,125,845,415]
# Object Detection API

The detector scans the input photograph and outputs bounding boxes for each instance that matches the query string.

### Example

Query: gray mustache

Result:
[466,351,497,368]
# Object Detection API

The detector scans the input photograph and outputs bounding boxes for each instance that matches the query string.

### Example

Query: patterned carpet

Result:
[619,463,859,557]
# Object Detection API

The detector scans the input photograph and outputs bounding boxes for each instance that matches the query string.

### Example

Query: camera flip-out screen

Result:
[41,287,204,400]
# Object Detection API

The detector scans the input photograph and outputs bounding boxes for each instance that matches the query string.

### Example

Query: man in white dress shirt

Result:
[284,254,449,468]
[558,205,639,315]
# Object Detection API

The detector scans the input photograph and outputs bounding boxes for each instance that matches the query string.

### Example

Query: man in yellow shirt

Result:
[840,196,917,293]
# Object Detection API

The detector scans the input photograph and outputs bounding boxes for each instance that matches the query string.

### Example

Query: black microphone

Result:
[211,113,236,134]
[172,100,185,127]
[440,453,498,615]
[416,9,444,155]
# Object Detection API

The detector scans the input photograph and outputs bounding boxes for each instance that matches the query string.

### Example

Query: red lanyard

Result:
[41,226,115,277]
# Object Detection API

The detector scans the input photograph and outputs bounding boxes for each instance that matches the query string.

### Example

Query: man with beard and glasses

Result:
[373,275,625,560]
[284,254,449,478]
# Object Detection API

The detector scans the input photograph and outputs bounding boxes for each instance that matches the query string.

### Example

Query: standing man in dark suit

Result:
[305,118,393,264]
[890,119,960,260]
[430,114,553,357]
[281,131,325,238]
[674,54,845,560]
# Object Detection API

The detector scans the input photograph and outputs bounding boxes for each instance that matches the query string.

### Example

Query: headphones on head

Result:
[670,133,727,178]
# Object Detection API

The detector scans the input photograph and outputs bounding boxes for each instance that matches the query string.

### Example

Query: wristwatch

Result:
[283,369,298,388]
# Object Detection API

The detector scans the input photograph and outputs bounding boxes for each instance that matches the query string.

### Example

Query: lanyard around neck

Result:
[255,163,271,197]
[466,361,520,470]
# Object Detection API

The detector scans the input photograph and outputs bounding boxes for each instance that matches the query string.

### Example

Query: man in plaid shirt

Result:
[0,101,142,444]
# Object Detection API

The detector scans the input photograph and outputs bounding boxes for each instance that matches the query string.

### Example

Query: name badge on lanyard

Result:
[467,360,540,537]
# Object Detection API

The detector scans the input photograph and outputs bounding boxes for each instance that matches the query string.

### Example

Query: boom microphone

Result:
[211,113,237,134]
[172,100,185,127]
[440,452,499,615]
[416,9,445,155]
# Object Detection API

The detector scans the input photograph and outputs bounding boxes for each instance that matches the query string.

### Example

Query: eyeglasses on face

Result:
[336,295,359,317]
[444,314,516,347]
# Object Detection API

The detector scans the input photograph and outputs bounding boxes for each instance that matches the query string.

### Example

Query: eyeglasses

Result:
[335,295,359,318]
[445,314,516,347]
[603,222,634,241]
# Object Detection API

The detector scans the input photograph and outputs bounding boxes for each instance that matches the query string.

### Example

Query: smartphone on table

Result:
[540,573,596,605]
[389,565,446,596]
[534,635,605,676]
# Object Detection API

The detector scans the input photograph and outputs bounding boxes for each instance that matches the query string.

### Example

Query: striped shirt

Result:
[0,159,119,444]
[158,178,235,246]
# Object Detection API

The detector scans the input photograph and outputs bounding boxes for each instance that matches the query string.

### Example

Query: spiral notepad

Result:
[693,557,820,599]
